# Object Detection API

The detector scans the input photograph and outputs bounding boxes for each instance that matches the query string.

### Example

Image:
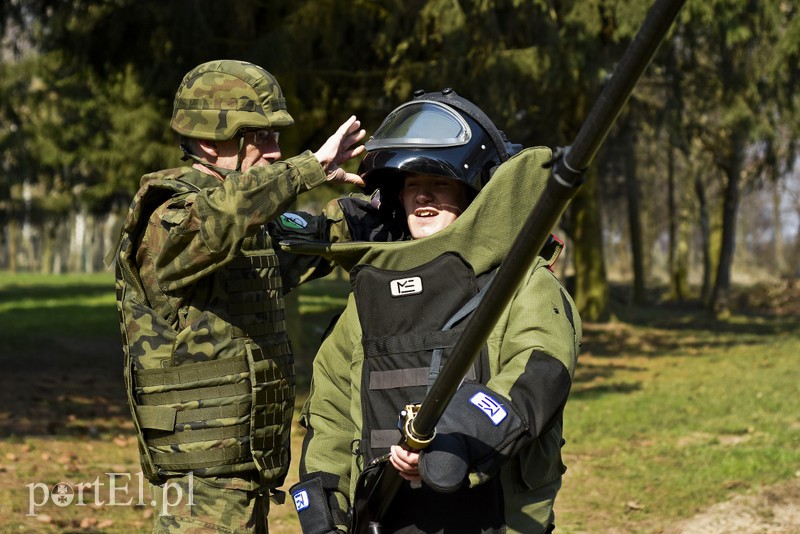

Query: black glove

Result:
[420,352,572,493]
[290,472,348,534]
[419,382,526,492]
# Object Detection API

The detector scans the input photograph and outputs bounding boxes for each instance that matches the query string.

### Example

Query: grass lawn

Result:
[0,271,798,533]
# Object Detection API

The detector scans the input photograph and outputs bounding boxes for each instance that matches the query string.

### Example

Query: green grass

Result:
[0,271,118,344]
[557,311,800,532]
[297,275,352,315]
[1,271,799,532]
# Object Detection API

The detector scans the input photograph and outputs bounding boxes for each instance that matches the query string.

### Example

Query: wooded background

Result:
[1,0,798,321]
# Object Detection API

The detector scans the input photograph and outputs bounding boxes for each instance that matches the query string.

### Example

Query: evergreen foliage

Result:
[1,0,798,318]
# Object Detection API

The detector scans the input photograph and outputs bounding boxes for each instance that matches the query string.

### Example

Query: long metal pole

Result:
[410,0,686,442]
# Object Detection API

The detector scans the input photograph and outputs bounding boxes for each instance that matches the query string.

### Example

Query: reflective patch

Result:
[293,489,310,511]
[280,212,308,229]
[390,276,423,297]
[469,391,507,425]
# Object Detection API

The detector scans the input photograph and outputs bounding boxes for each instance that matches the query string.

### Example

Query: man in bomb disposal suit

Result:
[109,59,365,532]
[290,89,582,533]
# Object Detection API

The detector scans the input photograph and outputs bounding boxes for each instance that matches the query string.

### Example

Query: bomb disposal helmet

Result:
[171,60,294,141]
[359,88,519,194]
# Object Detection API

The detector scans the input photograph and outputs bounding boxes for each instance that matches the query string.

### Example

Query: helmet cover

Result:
[171,60,294,141]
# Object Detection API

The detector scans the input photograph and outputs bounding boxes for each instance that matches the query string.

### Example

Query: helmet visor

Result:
[365,101,471,150]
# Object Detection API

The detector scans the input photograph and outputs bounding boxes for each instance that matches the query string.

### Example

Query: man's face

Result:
[399,173,471,239]
[215,129,282,172]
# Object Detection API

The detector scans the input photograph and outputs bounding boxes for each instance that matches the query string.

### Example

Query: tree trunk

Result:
[790,211,800,278]
[771,174,787,278]
[675,164,691,301]
[709,139,743,317]
[40,219,56,274]
[6,219,19,272]
[571,166,611,322]
[69,209,86,272]
[624,128,646,305]
[667,145,686,301]
[694,171,713,306]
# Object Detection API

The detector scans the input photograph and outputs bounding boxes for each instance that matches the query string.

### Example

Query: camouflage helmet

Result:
[170,60,294,141]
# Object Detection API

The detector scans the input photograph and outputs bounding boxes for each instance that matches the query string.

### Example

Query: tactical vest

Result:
[114,171,294,488]
[350,252,504,533]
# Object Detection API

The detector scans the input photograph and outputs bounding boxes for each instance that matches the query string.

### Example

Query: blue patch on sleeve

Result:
[280,212,308,229]
[469,391,508,425]
[293,489,310,511]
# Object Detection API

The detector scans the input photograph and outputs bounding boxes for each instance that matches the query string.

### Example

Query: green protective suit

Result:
[288,147,583,533]
[111,151,347,532]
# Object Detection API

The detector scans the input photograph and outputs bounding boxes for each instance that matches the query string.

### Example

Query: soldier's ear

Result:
[195,139,220,160]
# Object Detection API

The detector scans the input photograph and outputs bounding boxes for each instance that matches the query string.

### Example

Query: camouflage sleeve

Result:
[266,193,391,293]
[322,196,354,244]
[265,191,367,292]
[297,297,363,531]
[150,152,327,291]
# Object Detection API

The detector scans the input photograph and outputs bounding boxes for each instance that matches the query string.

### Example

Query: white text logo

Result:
[390,276,423,297]
[469,392,508,425]
[27,471,193,517]
[293,489,310,511]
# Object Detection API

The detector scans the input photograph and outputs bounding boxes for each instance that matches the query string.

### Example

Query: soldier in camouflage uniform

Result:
[109,59,366,533]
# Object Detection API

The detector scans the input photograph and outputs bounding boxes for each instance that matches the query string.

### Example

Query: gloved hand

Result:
[418,431,470,492]
[419,382,526,493]
[290,473,349,534]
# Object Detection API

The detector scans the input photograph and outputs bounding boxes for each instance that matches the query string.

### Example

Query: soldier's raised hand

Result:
[314,115,366,186]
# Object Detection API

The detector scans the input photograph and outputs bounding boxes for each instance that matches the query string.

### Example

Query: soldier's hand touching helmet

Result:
[314,115,366,186]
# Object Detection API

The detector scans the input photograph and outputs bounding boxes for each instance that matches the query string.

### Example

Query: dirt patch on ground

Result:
[674,477,800,533]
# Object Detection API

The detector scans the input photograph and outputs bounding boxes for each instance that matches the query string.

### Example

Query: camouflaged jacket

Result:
[113,151,344,491]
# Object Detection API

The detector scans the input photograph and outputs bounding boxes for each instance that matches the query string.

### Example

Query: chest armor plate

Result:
[352,252,489,463]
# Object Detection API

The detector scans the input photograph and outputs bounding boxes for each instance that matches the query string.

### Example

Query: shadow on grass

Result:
[0,279,119,342]
[0,279,128,439]
[569,357,646,399]
[0,333,130,439]
[579,296,800,362]
[570,284,800,398]
[571,381,643,399]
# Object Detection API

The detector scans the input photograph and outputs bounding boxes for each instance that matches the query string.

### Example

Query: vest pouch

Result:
[116,277,177,482]
[245,341,295,488]
[133,355,254,481]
